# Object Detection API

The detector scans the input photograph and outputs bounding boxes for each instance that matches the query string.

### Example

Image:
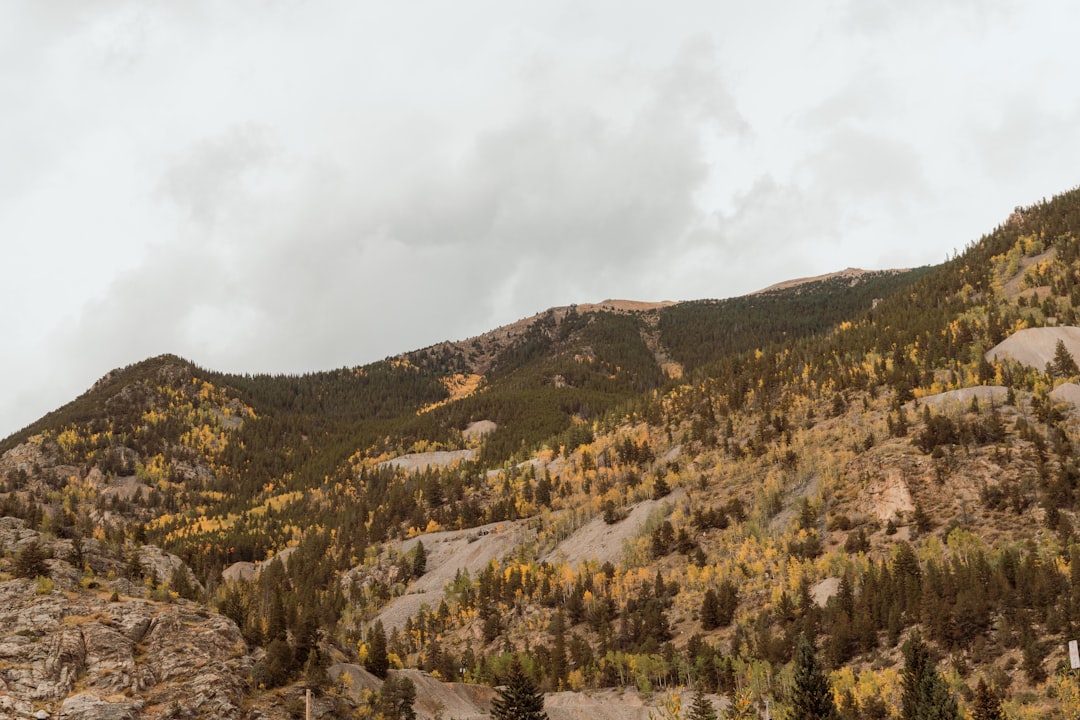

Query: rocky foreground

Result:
[0,518,250,720]
[1,517,712,720]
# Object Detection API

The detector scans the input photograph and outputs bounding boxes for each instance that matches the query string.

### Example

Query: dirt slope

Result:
[378,449,477,473]
[374,520,531,630]
[328,664,723,720]
[918,386,1009,411]
[544,490,684,568]
[545,689,723,720]
[330,665,497,720]
[372,487,681,630]
[985,326,1080,368]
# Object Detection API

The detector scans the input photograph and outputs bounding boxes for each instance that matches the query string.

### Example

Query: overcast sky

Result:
[3,1,1080,438]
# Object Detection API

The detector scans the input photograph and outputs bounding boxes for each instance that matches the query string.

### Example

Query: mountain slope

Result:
[7,186,1080,717]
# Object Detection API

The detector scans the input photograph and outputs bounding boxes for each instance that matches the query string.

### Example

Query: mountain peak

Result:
[752,266,908,294]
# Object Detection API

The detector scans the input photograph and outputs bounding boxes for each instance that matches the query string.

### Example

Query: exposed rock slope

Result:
[0,520,251,720]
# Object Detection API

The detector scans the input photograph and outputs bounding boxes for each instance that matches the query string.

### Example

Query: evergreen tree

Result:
[901,633,959,720]
[535,473,552,507]
[1053,339,1080,378]
[68,534,84,569]
[266,589,287,642]
[123,547,144,581]
[701,589,721,630]
[912,505,934,535]
[259,638,294,687]
[549,611,568,689]
[716,579,739,627]
[687,688,718,720]
[169,564,199,601]
[602,499,622,525]
[789,635,837,720]
[377,675,417,720]
[13,541,50,579]
[1020,629,1046,684]
[653,474,671,500]
[970,678,1003,720]
[491,657,548,720]
[413,540,427,578]
[303,648,329,690]
[366,620,390,679]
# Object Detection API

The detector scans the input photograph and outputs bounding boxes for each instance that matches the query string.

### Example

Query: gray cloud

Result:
[158,124,277,230]
[3,2,1080,437]
[801,127,928,204]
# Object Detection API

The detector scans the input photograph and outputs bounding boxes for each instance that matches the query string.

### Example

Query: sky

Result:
[3,1,1080,438]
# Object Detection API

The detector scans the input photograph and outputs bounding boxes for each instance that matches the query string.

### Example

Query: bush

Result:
[827,514,852,531]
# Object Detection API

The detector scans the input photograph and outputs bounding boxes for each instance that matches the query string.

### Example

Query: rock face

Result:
[861,469,915,522]
[137,545,205,596]
[0,521,252,720]
[1051,382,1080,410]
[56,693,142,719]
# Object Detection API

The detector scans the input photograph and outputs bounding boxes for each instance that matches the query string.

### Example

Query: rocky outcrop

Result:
[0,518,199,597]
[0,521,252,720]
[56,693,142,719]
[861,469,915,522]
[137,545,205,595]
[221,546,297,583]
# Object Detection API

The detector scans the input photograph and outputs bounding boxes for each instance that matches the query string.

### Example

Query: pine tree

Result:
[366,620,390,679]
[1020,629,1046,684]
[789,635,838,720]
[701,589,721,630]
[377,675,417,720]
[413,540,427,578]
[901,633,958,720]
[1053,339,1079,378]
[303,648,329,689]
[13,541,50,579]
[169,564,198,601]
[687,688,718,720]
[716,579,739,626]
[653,474,671,500]
[549,612,568,689]
[491,657,548,720]
[267,589,287,642]
[970,678,1003,720]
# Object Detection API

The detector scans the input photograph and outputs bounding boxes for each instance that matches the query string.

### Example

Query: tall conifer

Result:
[491,657,547,720]
[789,635,838,720]
[901,633,958,720]
[687,688,718,720]
[366,620,389,679]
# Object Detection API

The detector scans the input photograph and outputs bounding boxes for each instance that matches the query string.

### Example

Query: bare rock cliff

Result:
[0,521,252,720]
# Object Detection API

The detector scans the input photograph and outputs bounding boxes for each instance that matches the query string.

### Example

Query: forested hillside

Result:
[5,187,1080,718]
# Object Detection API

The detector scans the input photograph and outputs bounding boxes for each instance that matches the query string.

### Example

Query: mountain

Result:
[4,186,1080,718]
